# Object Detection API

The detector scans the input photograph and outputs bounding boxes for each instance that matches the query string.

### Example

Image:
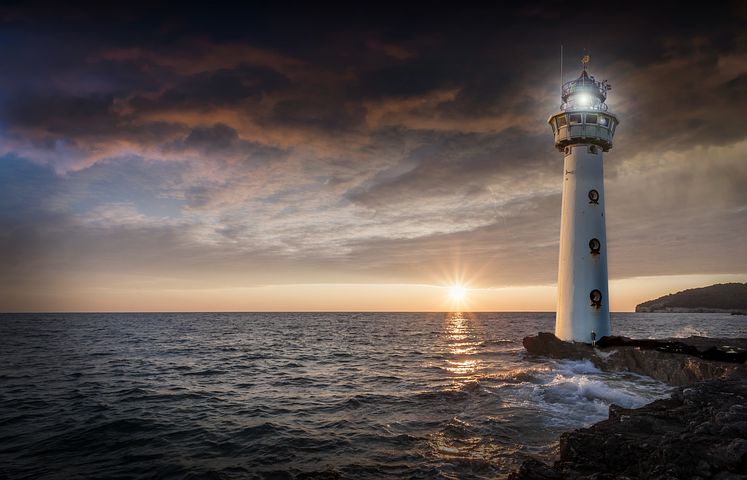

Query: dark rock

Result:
[522,332,595,360]
[512,379,747,480]
[516,334,747,479]
[595,336,747,363]
[507,458,562,480]
[522,333,747,386]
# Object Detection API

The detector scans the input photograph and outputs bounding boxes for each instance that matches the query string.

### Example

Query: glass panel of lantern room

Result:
[598,116,609,128]
[556,116,568,128]
[585,114,598,124]
[569,113,582,124]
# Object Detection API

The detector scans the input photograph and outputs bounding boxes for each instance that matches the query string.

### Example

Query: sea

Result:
[1,312,745,479]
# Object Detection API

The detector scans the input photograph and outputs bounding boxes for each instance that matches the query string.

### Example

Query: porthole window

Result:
[588,189,599,204]
[564,146,571,155]
[590,289,603,308]
[589,238,601,255]
[588,145,599,154]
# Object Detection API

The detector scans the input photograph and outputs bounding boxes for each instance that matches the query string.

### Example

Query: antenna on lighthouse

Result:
[560,45,564,98]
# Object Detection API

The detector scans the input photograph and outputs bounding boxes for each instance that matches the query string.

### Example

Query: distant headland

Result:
[635,283,747,314]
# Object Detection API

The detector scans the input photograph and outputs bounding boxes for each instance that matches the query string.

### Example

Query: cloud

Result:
[96,40,305,77]
[345,127,556,209]
[0,2,746,309]
[609,49,747,156]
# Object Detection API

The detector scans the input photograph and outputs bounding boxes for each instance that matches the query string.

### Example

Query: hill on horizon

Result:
[636,283,747,313]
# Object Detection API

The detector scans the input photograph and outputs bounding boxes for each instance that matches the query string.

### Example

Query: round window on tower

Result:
[590,289,603,308]
[588,189,599,204]
[588,145,599,155]
[564,146,571,155]
[589,238,601,255]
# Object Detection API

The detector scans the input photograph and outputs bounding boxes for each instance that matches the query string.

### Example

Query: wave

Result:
[671,325,708,338]
[22,417,168,457]
[479,339,515,347]
[529,359,671,424]
[553,359,602,375]
[2,312,697,479]
[182,368,228,376]
[414,380,487,404]
[491,366,550,384]
[235,422,285,439]
[542,375,650,409]
[335,393,400,410]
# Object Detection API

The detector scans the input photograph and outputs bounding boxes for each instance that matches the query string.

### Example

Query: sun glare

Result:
[448,284,467,302]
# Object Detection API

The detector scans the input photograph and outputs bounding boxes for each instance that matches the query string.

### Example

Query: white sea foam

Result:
[671,325,707,338]
[553,375,649,408]
[594,349,617,360]
[553,359,601,375]
[524,359,671,426]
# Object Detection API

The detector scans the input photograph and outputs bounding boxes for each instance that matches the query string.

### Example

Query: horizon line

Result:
[0,310,659,315]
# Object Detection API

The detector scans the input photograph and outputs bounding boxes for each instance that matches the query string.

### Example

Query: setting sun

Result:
[448,284,467,302]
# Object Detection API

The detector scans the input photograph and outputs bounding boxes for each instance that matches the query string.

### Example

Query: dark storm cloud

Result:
[167,123,287,166]
[266,97,368,131]
[0,1,745,309]
[131,63,290,111]
[346,128,553,208]
[610,48,747,156]
[5,94,117,135]
[183,124,239,150]
[2,2,744,162]
[358,61,459,98]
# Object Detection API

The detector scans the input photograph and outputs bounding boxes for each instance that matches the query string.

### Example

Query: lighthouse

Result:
[549,56,619,343]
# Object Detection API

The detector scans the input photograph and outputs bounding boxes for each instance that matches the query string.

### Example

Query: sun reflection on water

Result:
[443,312,482,380]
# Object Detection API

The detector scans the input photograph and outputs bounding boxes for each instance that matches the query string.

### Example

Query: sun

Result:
[448,284,467,302]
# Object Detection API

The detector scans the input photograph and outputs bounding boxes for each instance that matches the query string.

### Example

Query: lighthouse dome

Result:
[561,70,610,111]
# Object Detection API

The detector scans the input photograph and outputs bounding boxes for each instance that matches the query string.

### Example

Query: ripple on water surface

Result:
[1,312,742,479]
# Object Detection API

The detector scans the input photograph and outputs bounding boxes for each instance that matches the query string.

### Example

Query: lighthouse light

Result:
[576,93,592,106]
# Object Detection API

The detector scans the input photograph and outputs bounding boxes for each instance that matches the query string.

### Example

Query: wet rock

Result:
[522,332,595,361]
[594,336,747,363]
[509,458,562,480]
[522,333,747,386]
[510,379,747,480]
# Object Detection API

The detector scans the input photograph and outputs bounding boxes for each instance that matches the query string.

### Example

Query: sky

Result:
[1,2,746,312]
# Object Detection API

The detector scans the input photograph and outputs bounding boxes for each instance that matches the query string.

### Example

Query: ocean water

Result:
[1,312,745,479]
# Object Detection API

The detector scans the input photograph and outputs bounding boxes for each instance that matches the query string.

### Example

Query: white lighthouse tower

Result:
[549,56,619,343]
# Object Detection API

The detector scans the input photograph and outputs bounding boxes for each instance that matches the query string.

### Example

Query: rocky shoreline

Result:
[511,333,747,479]
[523,333,747,386]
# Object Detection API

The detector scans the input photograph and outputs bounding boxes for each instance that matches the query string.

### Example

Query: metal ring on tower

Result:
[590,289,603,308]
